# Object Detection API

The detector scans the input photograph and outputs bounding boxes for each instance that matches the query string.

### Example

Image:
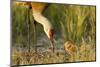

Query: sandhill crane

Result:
[64,41,78,61]
[15,2,55,52]
[64,41,77,54]
[31,2,55,52]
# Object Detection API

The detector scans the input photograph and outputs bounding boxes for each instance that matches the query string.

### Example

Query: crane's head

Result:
[44,27,55,40]
[48,28,55,39]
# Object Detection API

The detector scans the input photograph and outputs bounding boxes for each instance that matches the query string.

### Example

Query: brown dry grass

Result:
[12,41,96,66]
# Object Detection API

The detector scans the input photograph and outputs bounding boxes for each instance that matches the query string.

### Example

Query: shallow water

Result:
[12,34,65,53]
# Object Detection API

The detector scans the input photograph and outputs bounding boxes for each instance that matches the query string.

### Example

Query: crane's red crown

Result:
[49,29,55,39]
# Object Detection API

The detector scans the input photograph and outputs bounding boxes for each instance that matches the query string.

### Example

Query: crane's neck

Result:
[33,12,54,38]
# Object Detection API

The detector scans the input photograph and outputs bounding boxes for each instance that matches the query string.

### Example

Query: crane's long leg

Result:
[49,38,55,53]
[33,21,37,53]
[27,18,31,52]
[27,6,31,53]
[32,20,38,64]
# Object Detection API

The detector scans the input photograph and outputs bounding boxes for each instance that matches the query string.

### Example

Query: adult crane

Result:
[15,2,55,52]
